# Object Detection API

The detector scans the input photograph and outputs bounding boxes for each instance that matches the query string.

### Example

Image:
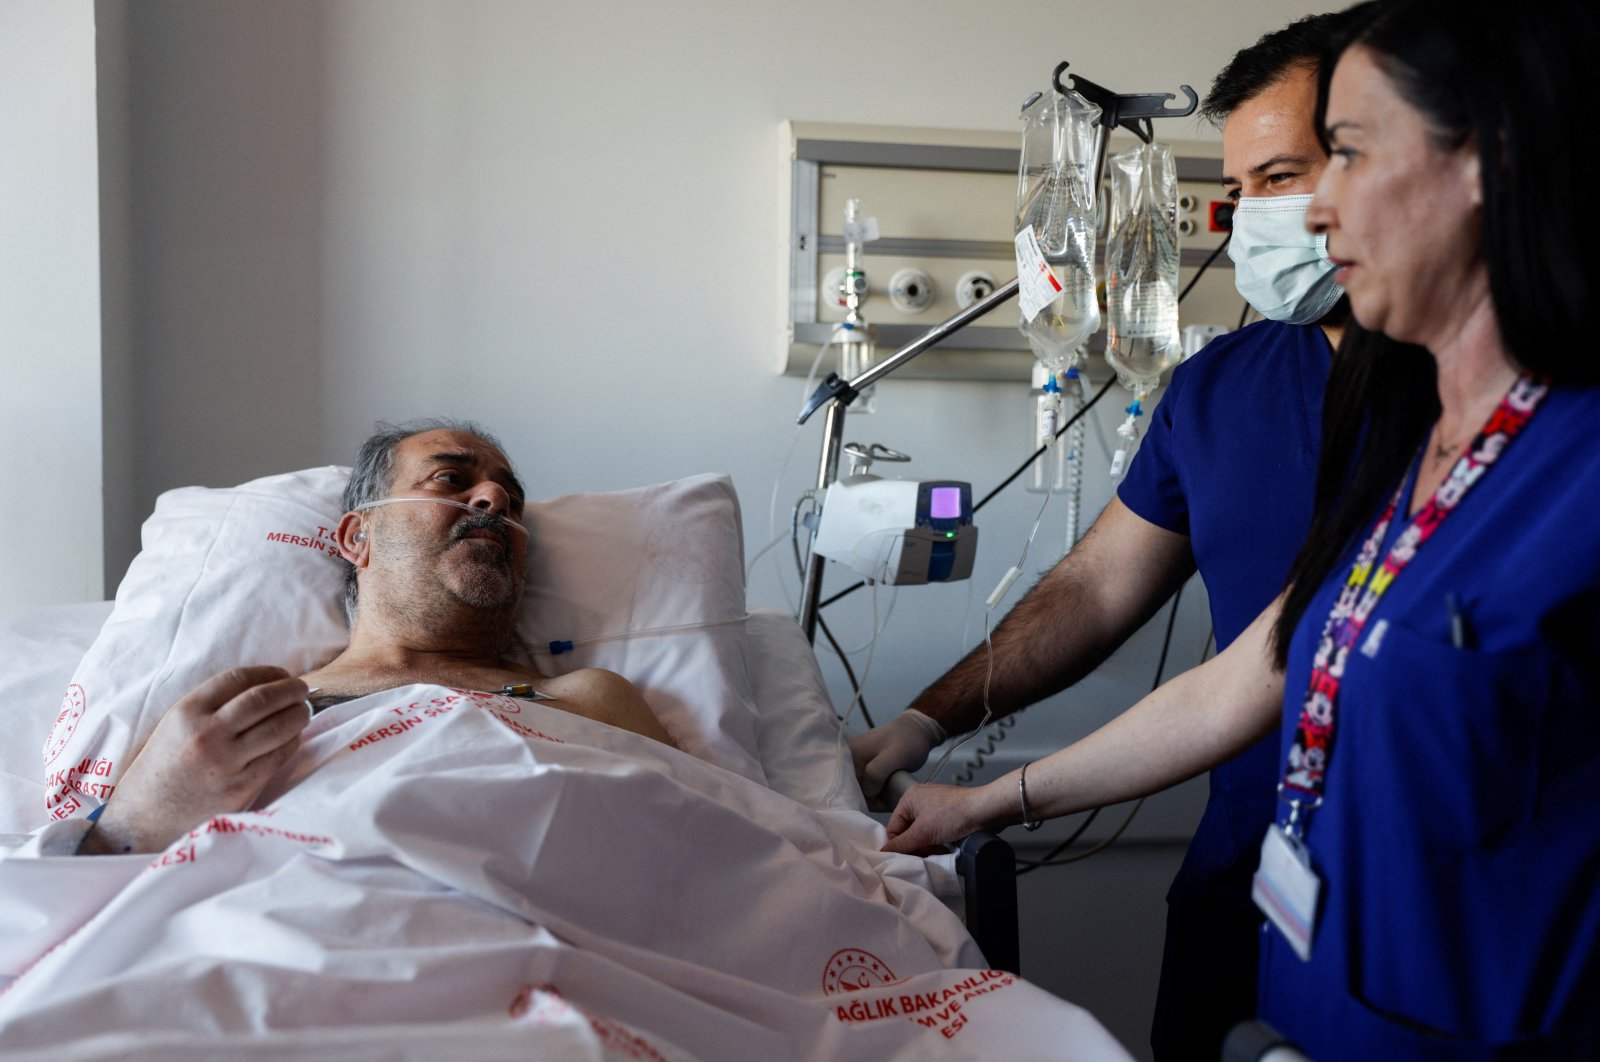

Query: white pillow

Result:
[746,609,866,814]
[40,469,763,824]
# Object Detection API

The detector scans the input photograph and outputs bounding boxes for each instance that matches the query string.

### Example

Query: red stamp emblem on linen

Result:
[508,984,667,1061]
[822,947,899,995]
[42,684,87,766]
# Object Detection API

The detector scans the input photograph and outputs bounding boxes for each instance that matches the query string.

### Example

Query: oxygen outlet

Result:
[955,271,996,309]
[888,268,936,313]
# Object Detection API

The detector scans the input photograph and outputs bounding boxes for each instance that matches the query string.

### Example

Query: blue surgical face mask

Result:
[1227,193,1344,325]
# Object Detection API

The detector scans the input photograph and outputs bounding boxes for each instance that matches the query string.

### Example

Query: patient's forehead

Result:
[391,429,518,491]
[395,429,504,464]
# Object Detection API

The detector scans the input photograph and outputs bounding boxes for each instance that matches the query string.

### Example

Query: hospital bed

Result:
[0,469,1123,1060]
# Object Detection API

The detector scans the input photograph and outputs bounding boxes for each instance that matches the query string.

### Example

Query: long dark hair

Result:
[1272,0,1599,667]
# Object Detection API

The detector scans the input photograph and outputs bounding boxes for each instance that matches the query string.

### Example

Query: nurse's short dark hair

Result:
[341,418,509,625]
[1199,11,1358,126]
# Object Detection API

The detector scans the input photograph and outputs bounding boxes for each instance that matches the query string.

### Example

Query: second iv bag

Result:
[1015,88,1101,372]
[1104,142,1182,392]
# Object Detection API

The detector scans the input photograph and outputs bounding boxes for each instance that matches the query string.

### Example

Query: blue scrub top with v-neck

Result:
[1264,383,1600,1059]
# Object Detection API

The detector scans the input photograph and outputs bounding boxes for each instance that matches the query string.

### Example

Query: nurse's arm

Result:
[884,598,1286,854]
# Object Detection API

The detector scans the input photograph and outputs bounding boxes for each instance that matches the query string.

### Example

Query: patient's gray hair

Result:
[341,417,509,625]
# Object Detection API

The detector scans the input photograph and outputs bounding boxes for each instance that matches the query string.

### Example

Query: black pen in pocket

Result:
[1446,593,1475,649]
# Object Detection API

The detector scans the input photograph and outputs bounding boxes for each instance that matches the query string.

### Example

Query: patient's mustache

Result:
[450,512,510,549]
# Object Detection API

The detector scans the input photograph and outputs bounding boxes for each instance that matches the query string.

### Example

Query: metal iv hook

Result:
[842,442,911,477]
[1051,60,1199,144]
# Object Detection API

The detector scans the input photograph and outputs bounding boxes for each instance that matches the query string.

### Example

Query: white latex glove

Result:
[848,709,947,799]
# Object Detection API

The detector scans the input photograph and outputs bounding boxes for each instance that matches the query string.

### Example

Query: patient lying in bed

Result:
[80,418,670,857]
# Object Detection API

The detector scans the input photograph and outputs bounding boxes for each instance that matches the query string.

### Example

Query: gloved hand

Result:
[849,709,947,799]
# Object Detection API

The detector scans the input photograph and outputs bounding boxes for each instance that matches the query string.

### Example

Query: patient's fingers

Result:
[171,666,295,729]
[208,671,309,734]
[235,698,312,764]
[238,723,304,790]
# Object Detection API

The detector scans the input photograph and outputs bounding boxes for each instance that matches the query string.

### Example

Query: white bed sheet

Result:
[0,590,1130,1060]
[0,677,1130,1060]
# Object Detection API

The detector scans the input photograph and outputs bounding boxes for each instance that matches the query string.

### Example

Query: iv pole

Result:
[794,62,1197,643]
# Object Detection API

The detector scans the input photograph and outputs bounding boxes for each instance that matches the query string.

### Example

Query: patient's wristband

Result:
[901,708,948,745]
[1018,761,1043,832]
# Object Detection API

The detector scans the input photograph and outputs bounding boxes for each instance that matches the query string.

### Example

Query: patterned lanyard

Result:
[1279,373,1549,834]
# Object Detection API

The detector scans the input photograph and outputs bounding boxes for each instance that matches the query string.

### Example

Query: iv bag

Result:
[1104,142,1182,392]
[1015,88,1102,372]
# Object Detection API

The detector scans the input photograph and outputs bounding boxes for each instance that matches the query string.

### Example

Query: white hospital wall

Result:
[0,0,104,618]
[99,0,1324,784]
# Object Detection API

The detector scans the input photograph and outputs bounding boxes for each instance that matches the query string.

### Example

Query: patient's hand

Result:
[79,667,311,856]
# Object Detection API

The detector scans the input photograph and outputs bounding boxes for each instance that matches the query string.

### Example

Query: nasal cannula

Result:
[354,496,529,535]
[356,499,551,699]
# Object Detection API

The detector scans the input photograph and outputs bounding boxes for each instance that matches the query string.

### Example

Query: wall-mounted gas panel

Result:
[780,121,1240,382]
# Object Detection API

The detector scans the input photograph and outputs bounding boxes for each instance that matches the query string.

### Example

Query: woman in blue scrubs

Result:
[885,0,1598,1055]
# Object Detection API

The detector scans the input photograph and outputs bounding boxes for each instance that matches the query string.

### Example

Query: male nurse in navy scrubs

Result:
[852,14,1356,1059]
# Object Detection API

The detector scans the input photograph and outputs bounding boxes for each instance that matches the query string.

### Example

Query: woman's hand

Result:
[883,781,1008,856]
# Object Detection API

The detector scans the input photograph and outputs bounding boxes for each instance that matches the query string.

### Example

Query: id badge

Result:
[1251,826,1321,961]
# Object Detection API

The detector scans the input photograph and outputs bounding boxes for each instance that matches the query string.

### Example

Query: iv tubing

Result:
[925,442,1061,785]
[539,614,748,656]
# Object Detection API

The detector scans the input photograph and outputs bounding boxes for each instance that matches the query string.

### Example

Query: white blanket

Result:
[0,686,1128,1060]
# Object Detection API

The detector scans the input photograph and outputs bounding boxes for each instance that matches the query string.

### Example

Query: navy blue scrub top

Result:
[1118,320,1329,1057]
[1119,319,1331,891]
[1265,383,1600,1059]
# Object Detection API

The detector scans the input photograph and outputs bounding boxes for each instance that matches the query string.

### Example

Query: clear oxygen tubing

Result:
[791,490,876,728]
[536,614,750,657]
[834,586,898,655]
[353,499,747,657]
[923,441,1062,786]
[960,576,977,658]
[749,323,849,598]
[823,578,890,806]
[354,496,529,535]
